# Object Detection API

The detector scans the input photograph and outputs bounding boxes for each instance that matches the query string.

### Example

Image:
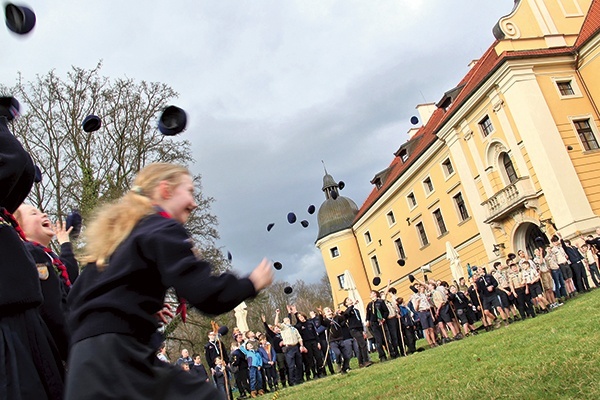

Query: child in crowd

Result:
[508,262,535,319]
[522,260,550,313]
[550,235,577,297]
[545,245,568,301]
[396,297,418,354]
[533,248,560,308]
[65,163,273,400]
[239,336,264,397]
[448,285,477,336]
[190,355,210,383]
[157,343,169,363]
[581,242,600,288]
[259,335,279,391]
[214,357,233,400]
[411,284,436,348]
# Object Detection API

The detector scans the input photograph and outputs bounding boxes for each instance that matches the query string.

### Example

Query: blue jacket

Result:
[259,343,276,366]
[239,344,263,368]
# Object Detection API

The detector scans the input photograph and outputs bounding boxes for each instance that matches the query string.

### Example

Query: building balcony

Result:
[482,176,538,223]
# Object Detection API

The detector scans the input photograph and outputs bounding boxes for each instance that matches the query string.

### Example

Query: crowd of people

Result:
[158,232,600,399]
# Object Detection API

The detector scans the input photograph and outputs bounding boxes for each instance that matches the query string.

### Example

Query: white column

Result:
[489,89,529,176]
[445,129,498,260]
[460,121,494,197]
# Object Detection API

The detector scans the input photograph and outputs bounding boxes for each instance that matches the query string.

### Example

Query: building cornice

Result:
[437,53,577,142]
[315,228,355,249]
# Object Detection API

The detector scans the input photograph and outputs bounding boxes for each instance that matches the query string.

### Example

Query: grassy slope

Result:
[274,289,600,400]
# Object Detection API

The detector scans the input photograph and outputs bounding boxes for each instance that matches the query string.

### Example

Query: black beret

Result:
[82,115,102,133]
[287,212,296,224]
[5,3,36,35]
[158,105,187,136]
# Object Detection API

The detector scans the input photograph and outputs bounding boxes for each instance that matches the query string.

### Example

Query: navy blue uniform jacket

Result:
[68,213,256,345]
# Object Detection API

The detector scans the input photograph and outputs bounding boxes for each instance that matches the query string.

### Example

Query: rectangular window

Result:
[407,192,417,208]
[337,274,345,290]
[394,237,406,259]
[453,192,470,221]
[479,115,494,137]
[574,119,600,151]
[386,211,396,226]
[330,247,339,258]
[415,222,428,247]
[370,255,381,275]
[442,158,454,176]
[433,208,448,235]
[557,80,575,96]
[423,177,434,194]
[364,231,372,244]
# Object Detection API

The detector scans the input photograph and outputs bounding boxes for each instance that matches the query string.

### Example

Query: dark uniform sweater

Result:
[68,213,256,345]
[24,242,79,360]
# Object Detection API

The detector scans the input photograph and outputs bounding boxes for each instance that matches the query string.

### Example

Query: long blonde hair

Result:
[83,163,190,269]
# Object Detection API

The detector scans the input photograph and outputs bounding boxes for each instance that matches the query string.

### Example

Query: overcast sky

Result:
[1,1,512,284]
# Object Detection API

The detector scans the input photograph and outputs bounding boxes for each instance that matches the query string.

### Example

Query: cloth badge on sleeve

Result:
[37,263,49,280]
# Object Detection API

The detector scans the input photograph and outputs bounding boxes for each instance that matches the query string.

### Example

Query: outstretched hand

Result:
[248,258,273,292]
[54,220,73,245]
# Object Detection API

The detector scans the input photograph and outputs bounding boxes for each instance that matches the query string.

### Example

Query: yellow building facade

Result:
[316,0,600,312]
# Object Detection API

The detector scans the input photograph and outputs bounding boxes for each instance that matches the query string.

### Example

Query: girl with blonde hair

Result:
[65,163,273,400]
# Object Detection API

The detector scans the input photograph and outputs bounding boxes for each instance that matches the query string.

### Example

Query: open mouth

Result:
[41,220,52,228]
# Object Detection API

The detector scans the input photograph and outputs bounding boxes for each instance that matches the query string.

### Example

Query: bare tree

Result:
[7,61,191,219]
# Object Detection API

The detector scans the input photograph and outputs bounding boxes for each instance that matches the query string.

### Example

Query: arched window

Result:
[502,153,518,184]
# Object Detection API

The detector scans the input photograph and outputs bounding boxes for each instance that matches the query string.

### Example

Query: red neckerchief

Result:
[1,208,71,287]
[156,209,187,323]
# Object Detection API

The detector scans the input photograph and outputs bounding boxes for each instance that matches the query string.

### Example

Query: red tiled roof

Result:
[354,108,442,221]
[354,4,599,222]
[575,0,600,47]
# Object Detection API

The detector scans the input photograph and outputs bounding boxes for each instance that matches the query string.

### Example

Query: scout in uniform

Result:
[508,263,535,319]
[521,260,550,314]
[411,284,437,348]
[65,163,273,400]
[492,261,520,322]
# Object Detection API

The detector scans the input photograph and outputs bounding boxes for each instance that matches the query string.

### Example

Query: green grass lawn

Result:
[272,289,600,400]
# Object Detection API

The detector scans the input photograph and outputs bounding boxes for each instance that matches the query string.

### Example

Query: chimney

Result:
[416,103,436,126]
[468,59,479,69]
